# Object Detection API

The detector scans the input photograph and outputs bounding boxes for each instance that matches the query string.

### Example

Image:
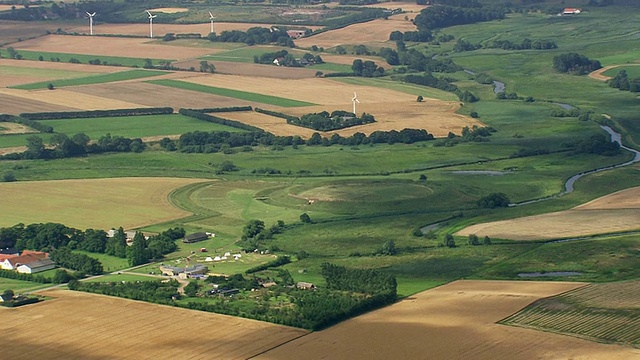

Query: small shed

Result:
[296,282,316,290]
[183,232,209,244]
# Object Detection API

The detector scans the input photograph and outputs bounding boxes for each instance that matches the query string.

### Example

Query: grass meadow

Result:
[147,79,316,107]
[6,50,173,67]
[11,69,168,90]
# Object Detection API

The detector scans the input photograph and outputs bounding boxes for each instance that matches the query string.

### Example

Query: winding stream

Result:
[513,125,640,206]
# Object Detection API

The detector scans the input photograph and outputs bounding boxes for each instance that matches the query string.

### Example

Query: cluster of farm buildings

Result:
[0,248,55,274]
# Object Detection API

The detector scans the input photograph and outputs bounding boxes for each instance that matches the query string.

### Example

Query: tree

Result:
[184,280,199,297]
[300,213,312,223]
[52,269,72,284]
[47,83,55,90]
[444,234,456,248]
[380,240,397,255]
[297,250,309,260]
[25,135,45,159]
[105,227,127,258]
[419,174,427,181]
[242,219,265,241]
[2,289,14,300]
[468,234,480,246]
[477,193,511,208]
[2,172,16,182]
[417,95,424,102]
[127,232,148,266]
[483,236,492,245]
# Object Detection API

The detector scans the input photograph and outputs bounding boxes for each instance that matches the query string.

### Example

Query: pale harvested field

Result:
[218,111,318,138]
[0,289,307,360]
[184,74,426,104]
[0,59,124,87]
[0,58,125,74]
[67,22,321,38]
[183,74,479,136]
[0,122,36,134]
[0,177,206,229]
[295,14,418,49]
[0,88,145,110]
[148,7,188,13]
[173,59,320,79]
[0,20,61,45]
[0,92,75,115]
[258,280,639,360]
[12,35,213,60]
[70,81,260,110]
[457,186,640,240]
[364,1,428,13]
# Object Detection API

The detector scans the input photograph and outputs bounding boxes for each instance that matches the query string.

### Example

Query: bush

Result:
[477,193,511,208]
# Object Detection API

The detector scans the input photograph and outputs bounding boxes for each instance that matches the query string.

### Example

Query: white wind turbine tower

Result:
[208,12,216,34]
[146,10,157,38]
[352,92,360,115]
[86,12,96,35]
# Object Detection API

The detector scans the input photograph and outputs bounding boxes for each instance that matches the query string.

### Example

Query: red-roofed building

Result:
[1,252,50,271]
[562,8,581,15]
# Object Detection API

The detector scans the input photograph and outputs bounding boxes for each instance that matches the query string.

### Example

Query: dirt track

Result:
[588,64,640,81]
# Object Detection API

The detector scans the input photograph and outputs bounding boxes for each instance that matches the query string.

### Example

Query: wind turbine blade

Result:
[209,11,214,18]
[355,99,360,103]
[146,10,152,17]
[90,12,96,16]
[86,11,91,16]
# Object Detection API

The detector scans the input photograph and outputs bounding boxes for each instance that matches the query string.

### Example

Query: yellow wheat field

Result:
[0,289,307,360]
[257,280,639,360]
[457,186,640,240]
[0,177,208,230]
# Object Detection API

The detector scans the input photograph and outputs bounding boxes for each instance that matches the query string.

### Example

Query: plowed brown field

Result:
[0,92,75,115]
[457,186,640,240]
[0,289,307,360]
[257,280,639,360]
[295,14,418,49]
[0,177,207,229]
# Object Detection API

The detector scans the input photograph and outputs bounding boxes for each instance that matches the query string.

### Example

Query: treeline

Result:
[321,263,397,297]
[485,38,557,50]
[255,108,298,122]
[207,27,294,47]
[380,45,461,73]
[104,227,184,262]
[414,5,506,31]
[69,279,181,304]
[553,53,602,75]
[254,50,323,67]
[19,107,173,120]
[609,70,640,92]
[0,132,146,161]
[290,111,376,131]
[50,247,103,275]
[245,256,291,274]
[351,59,385,77]
[178,108,264,132]
[184,106,252,113]
[403,74,478,103]
[389,30,433,43]
[434,125,496,147]
[174,127,435,153]
[0,269,52,284]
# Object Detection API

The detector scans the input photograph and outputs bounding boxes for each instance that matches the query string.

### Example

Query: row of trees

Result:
[351,59,385,77]
[553,53,602,75]
[608,70,640,92]
[414,5,507,31]
[50,247,103,275]
[290,111,376,131]
[207,27,295,47]
[403,74,479,103]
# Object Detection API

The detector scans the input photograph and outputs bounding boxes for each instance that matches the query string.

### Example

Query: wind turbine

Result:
[208,11,216,34]
[146,10,157,38]
[352,92,360,115]
[86,12,96,35]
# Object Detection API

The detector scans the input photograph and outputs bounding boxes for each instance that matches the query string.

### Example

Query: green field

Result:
[602,65,640,78]
[11,69,169,90]
[148,79,316,107]
[6,50,173,68]
[200,45,306,64]
[0,65,94,80]
[39,114,245,140]
[0,277,52,293]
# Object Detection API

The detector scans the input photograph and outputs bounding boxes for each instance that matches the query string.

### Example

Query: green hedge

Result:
[19,107,174,120]
[186,106,253,113]
[254,108,299,122]
[0,297,41,308]
[1,114,53,133]
[245,255,291,274]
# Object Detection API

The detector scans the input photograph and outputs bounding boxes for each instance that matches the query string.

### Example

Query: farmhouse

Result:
[183,232,209,243]
[16,258,56,274]
[296,282,316,290]
[0,247,20,256]
[1,252,50,271]
[286,29,307,39]
[160,264,208,278]
[562,8,581,15]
